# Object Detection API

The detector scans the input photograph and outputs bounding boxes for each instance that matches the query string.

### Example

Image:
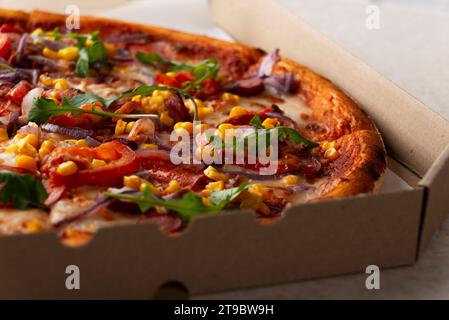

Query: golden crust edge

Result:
[0,8,387,201]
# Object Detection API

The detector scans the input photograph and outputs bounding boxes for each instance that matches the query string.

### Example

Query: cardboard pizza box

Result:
[1,0,449,299]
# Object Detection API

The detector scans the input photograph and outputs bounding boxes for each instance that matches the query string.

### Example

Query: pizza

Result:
[0,10,387,246]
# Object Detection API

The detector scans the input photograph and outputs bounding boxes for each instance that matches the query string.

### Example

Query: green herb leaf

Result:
[136,51,219,93]
[209,182,250,209]
[87,40,107,63]
[105,182,250,223]
[249,115,319,149]
[249,115,264,129]
[75,47,90,78]
[28,97,157,124]
[136,51,171,67]
[0,172,48,209]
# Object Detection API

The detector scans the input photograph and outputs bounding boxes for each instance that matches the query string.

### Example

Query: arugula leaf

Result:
[250,115,264,129]
[136,51,172,68]
[248,115,319,149]
[69,92,115,109]
[209,182,250,209]
[0,172,47,209]
[75,47,90,78]
[105,182,250,223]
[28,97,157,124]
[60,30,107,78]
[136,52,219,93]
[28,84,201,123]
[118,85,200,121]
[87,39,107,63]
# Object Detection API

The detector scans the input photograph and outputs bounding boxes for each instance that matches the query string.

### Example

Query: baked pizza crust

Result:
[0,9,387,203]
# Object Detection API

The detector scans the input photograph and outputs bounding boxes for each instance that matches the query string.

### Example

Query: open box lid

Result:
[209,0,449,255]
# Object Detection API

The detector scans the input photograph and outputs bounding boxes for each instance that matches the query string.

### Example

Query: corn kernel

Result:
[203,166,228,181]
[18,141,37,157]
[16,155,37,172]
[39,74,54,86]
[198,107,214,120]
[165,180,181,194]
[91,159,106,168]
[240,194,262,210]
[5,144,19,153]
[321,141,335,150]
[131,95,141,102]
[202,197,213,206]
[85,39,94,47]
[123,175,141,190]
[217,123,235,139]
[174,121,193,134]
[324,147,340,160]
[115,119,127,135]
[0,128,8,142]
[57,161,78,176]
[53,79,69,90]
[140,181,161,195]
[125,121,136,133]
[21,134,39,147]
[13,133,25,140]
[150,95,164,107]
[57,46,79,61]
[42,47,58,59]
[258,202,271,215]
[222,93,240,104]
[160,112,174,126]
[166,72,177,78]
[153,90,171,99]
[262,118,278,129]
[75,139,88,147]
[38,147,51,159]
[282,175,300,186]
[140,144,158,149]
[24,219,43,233]
[206,181,224,192]
[104,43,116,57]
[185,99,204,113]
[30,28,44,36]
[249,183,266,197]
[229,106,247,118]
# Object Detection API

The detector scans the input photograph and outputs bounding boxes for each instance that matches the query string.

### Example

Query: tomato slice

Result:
[136,149,208,189]
[155,73,181,88]
[43,141,138,189]
[0,24,22,34]
[0,33,11,59]
[6,81,32,105]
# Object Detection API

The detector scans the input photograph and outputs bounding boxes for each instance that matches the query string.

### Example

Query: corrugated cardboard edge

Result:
[209,0,449,259]
[419,144,449,254]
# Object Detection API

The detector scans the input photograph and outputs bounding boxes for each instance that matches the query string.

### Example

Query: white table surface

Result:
[2,0,449,299]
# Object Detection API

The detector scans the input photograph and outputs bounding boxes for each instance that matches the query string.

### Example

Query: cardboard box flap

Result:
[418,144,449,253]
[209,0,449,177]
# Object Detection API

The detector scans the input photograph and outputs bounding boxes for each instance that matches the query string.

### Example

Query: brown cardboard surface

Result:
[0,189,422,299]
